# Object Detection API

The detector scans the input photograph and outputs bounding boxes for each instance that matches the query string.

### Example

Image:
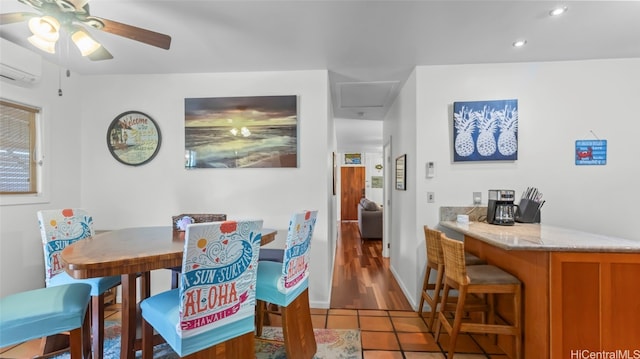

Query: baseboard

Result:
[389,265,417,311]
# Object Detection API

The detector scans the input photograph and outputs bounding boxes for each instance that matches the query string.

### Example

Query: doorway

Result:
[340,166,365,220]
[382,139,391,257]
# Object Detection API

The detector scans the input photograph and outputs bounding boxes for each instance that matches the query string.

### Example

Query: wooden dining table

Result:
[60,225,276,359]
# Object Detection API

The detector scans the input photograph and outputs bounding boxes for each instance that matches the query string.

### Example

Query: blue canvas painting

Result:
[453,99,518,162]
[184,95,298,168]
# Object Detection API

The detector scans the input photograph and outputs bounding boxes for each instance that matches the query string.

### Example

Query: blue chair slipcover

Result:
[255,210,318,359]
[0,283,91,359]
[140,219,263,358]
[37,208,121,359]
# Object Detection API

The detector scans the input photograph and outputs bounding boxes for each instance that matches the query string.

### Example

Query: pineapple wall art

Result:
[453,99,518,162]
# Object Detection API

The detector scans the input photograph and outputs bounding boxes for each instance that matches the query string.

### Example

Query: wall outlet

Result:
[427,192,435,203]
[473,192,482,205]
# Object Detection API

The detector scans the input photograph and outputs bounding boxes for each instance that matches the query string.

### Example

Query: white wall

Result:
[364,152,384,204]
[386,58,640,310]
[383,69,418,306]
[0,61,84,297]
[77,70,333,307]
[0,63,336,308]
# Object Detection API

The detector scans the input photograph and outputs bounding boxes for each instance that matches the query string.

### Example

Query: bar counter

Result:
[440,220,640,359]
[440,220,640,252]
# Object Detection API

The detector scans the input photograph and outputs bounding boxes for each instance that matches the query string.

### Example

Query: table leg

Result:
[120,273,137,359]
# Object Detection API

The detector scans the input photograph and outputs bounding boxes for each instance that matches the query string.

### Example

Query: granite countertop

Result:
[440,220,640,253]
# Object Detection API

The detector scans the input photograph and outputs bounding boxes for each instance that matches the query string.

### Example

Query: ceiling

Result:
[1,1,639,152]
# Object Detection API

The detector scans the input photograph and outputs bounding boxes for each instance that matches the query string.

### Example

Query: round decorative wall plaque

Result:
[106,111,161,166]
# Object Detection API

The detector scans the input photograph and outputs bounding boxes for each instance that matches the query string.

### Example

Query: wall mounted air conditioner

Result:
[0,38,42,86]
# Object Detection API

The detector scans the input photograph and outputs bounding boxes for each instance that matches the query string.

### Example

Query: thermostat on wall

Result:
[426,161,435,178]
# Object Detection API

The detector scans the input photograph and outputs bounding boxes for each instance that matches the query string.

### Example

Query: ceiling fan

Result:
[0,0,171,61]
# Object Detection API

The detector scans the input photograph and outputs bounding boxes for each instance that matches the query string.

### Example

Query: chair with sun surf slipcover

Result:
[434,234,523,359]
[0,283,92,359]
[255,210,318,359]
[140,219,264,359]
[37,208,122,359]
[418,226,485,331]
[169,213,227,289]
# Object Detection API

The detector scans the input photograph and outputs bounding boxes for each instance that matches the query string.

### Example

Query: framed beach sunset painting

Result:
[184,95,298,168]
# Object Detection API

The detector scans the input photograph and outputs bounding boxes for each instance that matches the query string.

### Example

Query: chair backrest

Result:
[178,219,263,336]
[37,209,95,286]
[440,235,468,285]
[172,213,227,231]
[280,210,318,291]
[424,226,445,265]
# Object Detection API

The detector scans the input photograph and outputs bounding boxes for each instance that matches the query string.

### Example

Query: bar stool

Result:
[435,234,522,359]
[418,226,485,330]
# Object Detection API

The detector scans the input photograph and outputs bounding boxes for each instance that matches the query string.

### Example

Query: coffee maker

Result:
[487,189,516,226]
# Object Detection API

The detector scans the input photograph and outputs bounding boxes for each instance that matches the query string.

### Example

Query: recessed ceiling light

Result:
[512,40,527,48]
[549,6,568,16]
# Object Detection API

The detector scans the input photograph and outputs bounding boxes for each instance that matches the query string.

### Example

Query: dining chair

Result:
[255,210,318,359]
[140,219,264,359]
[168,213,227,289]
[434,234,522,359]
[418,226,485,331]
[0,283,92,359]
[37,208,122,359]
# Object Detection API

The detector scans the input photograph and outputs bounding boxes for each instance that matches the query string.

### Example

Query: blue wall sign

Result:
[575,140,607,165]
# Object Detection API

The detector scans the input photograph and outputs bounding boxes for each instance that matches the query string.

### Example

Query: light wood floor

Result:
[331,221,412,310]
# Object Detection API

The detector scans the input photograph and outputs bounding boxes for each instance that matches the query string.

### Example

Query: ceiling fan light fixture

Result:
[71,29,101,56]
[27,34,57,54]
[28,16,60,42]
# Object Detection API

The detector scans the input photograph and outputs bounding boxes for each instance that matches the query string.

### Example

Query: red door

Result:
[340,167,365,220]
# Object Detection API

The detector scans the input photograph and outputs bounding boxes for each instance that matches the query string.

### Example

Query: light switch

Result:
[473,192,482,205]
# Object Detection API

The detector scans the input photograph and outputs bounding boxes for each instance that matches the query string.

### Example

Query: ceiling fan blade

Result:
[91,17,171,50]
[0,12,37,25]
[87,45,113,61]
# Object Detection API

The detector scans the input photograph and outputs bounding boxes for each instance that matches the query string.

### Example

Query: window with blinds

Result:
[0,100,39,194]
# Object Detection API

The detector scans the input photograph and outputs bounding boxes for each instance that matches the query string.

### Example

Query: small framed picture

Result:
[395,154,406,191]
[344,153,362,165]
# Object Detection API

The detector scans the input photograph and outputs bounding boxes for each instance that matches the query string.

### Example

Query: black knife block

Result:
[515,198,541,223]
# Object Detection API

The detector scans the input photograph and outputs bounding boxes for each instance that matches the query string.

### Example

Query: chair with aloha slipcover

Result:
[255,210,318,359]
[140,219,263,359]
[168,213,228,289]
[37,208,121,359]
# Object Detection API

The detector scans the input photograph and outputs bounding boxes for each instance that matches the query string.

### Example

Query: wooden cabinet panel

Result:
[551,253,640,358]
[555,262,600,352]
[607,263,640,348]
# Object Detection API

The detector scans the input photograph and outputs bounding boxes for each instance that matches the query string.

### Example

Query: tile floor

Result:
[311,308,509,359]
[0,304,510,358]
